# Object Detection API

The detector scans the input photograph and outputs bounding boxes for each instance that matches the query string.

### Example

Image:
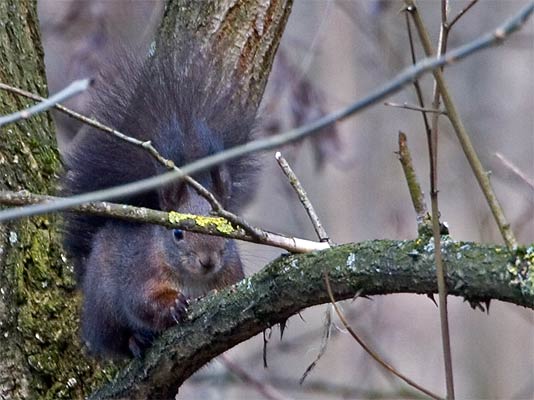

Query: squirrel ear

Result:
[159,182,186,211]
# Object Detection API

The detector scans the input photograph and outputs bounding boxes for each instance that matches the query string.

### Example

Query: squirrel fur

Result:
[62,45,258,358]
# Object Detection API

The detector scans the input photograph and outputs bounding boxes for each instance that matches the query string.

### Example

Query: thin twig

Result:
[275,152,332,244]
[403,7,438,241]
[408,1,481,396]
[219,354,291,400]
[495,152,534,190]
[323,271,443,400]
[0,190,329,253]
[191,371,428,399]
[299,305,332,385]
[0,81,263,240]
[397,132,429,231]
[0,79,90,127]
[447,0,479,30]
[0,3,532,222]
[405,0,524,249]
[426,0,455,397]
[274,151,334,383]
[384,102,447,115]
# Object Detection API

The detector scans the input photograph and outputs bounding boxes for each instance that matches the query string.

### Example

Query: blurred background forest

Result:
[38,1,533,399]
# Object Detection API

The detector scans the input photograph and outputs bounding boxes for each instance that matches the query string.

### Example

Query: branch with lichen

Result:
[0,190,329,253]
[405,0,525,249]
[0,2,532,224]
[89,239,534,400]
[397,132,431,234]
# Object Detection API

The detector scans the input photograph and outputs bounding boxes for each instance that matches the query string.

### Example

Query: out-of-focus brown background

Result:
[38,1,533,399]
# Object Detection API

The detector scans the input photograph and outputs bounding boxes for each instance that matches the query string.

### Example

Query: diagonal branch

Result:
[0,79,90,127]
[0,190,329,253]
[405,0,527,249]
[0,2,531,222]
[324,272,442,400]
[88,240,534,400]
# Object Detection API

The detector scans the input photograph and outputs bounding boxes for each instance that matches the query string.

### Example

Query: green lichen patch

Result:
[168,211,237,234]
[6,216,118,399]
[508,245,534,298]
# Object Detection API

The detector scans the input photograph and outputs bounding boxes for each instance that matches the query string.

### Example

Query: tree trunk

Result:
[1,1,531,399]
[158,0,293,107]
[0,1,292,399]
[0,1,108,399]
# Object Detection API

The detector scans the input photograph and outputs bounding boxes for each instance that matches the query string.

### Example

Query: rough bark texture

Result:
[0,2,116,399]
[89,238,533,400]
[158,0,293,108]
[2,1,533,400]
[0,1,293,399]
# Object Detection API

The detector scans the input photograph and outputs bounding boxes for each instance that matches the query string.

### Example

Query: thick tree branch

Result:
[90,240,534,400]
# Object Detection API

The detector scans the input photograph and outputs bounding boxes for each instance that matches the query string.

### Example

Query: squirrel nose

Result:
[197,252,220,273]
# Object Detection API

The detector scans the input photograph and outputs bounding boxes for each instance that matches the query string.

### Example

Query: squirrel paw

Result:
[127,292,188,358]
[169,292,189,324]
[145,286,190,330]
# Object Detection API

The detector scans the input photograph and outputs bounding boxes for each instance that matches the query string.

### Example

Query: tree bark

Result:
[0,1,293,399]
[89,239,534,399]
[158,0,293,107]
[0,2,106,400]
[1,1,532,400]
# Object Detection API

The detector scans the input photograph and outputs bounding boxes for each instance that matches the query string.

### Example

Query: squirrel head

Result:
[156,182,243,298]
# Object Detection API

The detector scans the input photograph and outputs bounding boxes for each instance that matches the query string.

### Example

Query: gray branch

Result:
[0,79,90,127]
[0,1,531,223]
[89,239,534,400]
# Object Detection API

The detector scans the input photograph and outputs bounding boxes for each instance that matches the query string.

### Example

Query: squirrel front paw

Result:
[128,292,189,358]
[169,292,189,324]
[139,284,190,331]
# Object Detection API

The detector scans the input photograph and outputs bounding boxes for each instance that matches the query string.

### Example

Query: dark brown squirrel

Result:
[62,45,258,359]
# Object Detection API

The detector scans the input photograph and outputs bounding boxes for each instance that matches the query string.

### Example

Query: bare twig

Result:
[407,1,481,396]
[405,0,525,249]
[298,305,332,385]
[274,151,334,383]
[0,190,329,253]
[219,354,291,400]
[427,0,455,397]
[447,0,479,30]
[275,152,332,244]
[403,11,433,145]
[495,152,534,190]
[0,81,263,240]
[323,272,443,400]
[0,79,90,127]
[384,101,446,115]
[397,132,429,230]
[0,3,532,222]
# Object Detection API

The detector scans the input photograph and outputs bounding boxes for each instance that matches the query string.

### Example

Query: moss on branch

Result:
[90,238,533,400]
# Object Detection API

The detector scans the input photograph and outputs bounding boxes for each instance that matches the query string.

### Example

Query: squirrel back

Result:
[62,45,258,358]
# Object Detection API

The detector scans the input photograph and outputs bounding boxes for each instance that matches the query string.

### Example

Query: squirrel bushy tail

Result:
[62,45,258,358]
[62,45,258,281]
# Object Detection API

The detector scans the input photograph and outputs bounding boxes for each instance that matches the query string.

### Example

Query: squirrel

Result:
[61,45,258,359]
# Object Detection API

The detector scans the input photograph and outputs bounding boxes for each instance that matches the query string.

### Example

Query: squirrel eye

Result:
[172,229,184,241]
